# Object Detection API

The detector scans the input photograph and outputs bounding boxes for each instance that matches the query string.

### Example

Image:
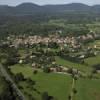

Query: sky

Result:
[0,0,100,6]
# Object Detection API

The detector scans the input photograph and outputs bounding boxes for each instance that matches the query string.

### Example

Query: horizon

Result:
[0,2,100,7]
[0,0,100,6]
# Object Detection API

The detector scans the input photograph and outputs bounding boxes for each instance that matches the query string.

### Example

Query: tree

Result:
[73,88,77,94]
[26,78,36,86]
[92,69,97,74]
[43,67,50,73]
[0,77,18,100]
[41,92,49,100]
[33,70,38,74]
[14,73,25,83]
[67,68,73,74]
[68,95,71,100]
[28,94,35,100]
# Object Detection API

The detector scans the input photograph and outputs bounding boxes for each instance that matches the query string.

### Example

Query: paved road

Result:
[0,64,26,100]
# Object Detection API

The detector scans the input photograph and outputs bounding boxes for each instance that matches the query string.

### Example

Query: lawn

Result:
[55,56,92,73]
[74,78,100,100]
[10,64,72,100]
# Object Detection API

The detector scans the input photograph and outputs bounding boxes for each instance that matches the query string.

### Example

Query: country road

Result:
[0,64,26,100]
[70,78,75,100]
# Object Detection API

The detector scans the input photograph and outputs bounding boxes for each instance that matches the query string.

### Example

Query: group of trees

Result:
[14,73,25,83]
[59,52,84,64]
[0,10,100,40]
[0,22,91,38]
[1,46,20,66]
[42,92,54,100]
[93,64,100,70]
[0,76,18,100]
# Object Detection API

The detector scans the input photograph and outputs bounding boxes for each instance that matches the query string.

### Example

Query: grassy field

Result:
[10,64,100,100]
[74,78,100,100]
[84,55,100,66]
[10,64,72,100]
[55,56,92,73]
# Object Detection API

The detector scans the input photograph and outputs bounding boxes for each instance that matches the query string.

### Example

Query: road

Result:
[0,64,26,100]
[70,78,75,100]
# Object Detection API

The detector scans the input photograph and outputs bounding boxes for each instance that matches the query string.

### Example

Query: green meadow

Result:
[11,64,72,100]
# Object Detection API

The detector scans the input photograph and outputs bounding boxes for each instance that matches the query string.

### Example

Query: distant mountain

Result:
[44,3,90,12]
[0,5,14,15]
[15,3,42,14]
[91,5,100,12]
[0,2,100,15]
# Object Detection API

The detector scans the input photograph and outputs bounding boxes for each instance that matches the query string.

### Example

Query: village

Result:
[0,32,99,100]
[1,31,99,78]
[0,1,100,100]
[6,32,100,49]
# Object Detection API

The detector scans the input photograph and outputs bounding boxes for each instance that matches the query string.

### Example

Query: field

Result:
[55,56,92,73]
[10,64,100,100]
[10,64,72,100]
[74,78,100,100]
[84,54,100,66]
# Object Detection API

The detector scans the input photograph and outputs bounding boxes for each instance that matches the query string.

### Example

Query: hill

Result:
[0,3,100,15]
[44,3,90,12]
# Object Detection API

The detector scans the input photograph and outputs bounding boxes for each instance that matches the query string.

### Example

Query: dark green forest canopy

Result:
[0,11,100,39]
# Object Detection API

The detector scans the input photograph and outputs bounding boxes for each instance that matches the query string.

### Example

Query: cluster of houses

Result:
[0,32,99,63]
[1,32,99,77]
[6,32,100,50]
[31,61,79,74]
[7,35,78,48]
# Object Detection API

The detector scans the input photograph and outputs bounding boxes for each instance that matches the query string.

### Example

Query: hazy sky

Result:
[0,0,100,6]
